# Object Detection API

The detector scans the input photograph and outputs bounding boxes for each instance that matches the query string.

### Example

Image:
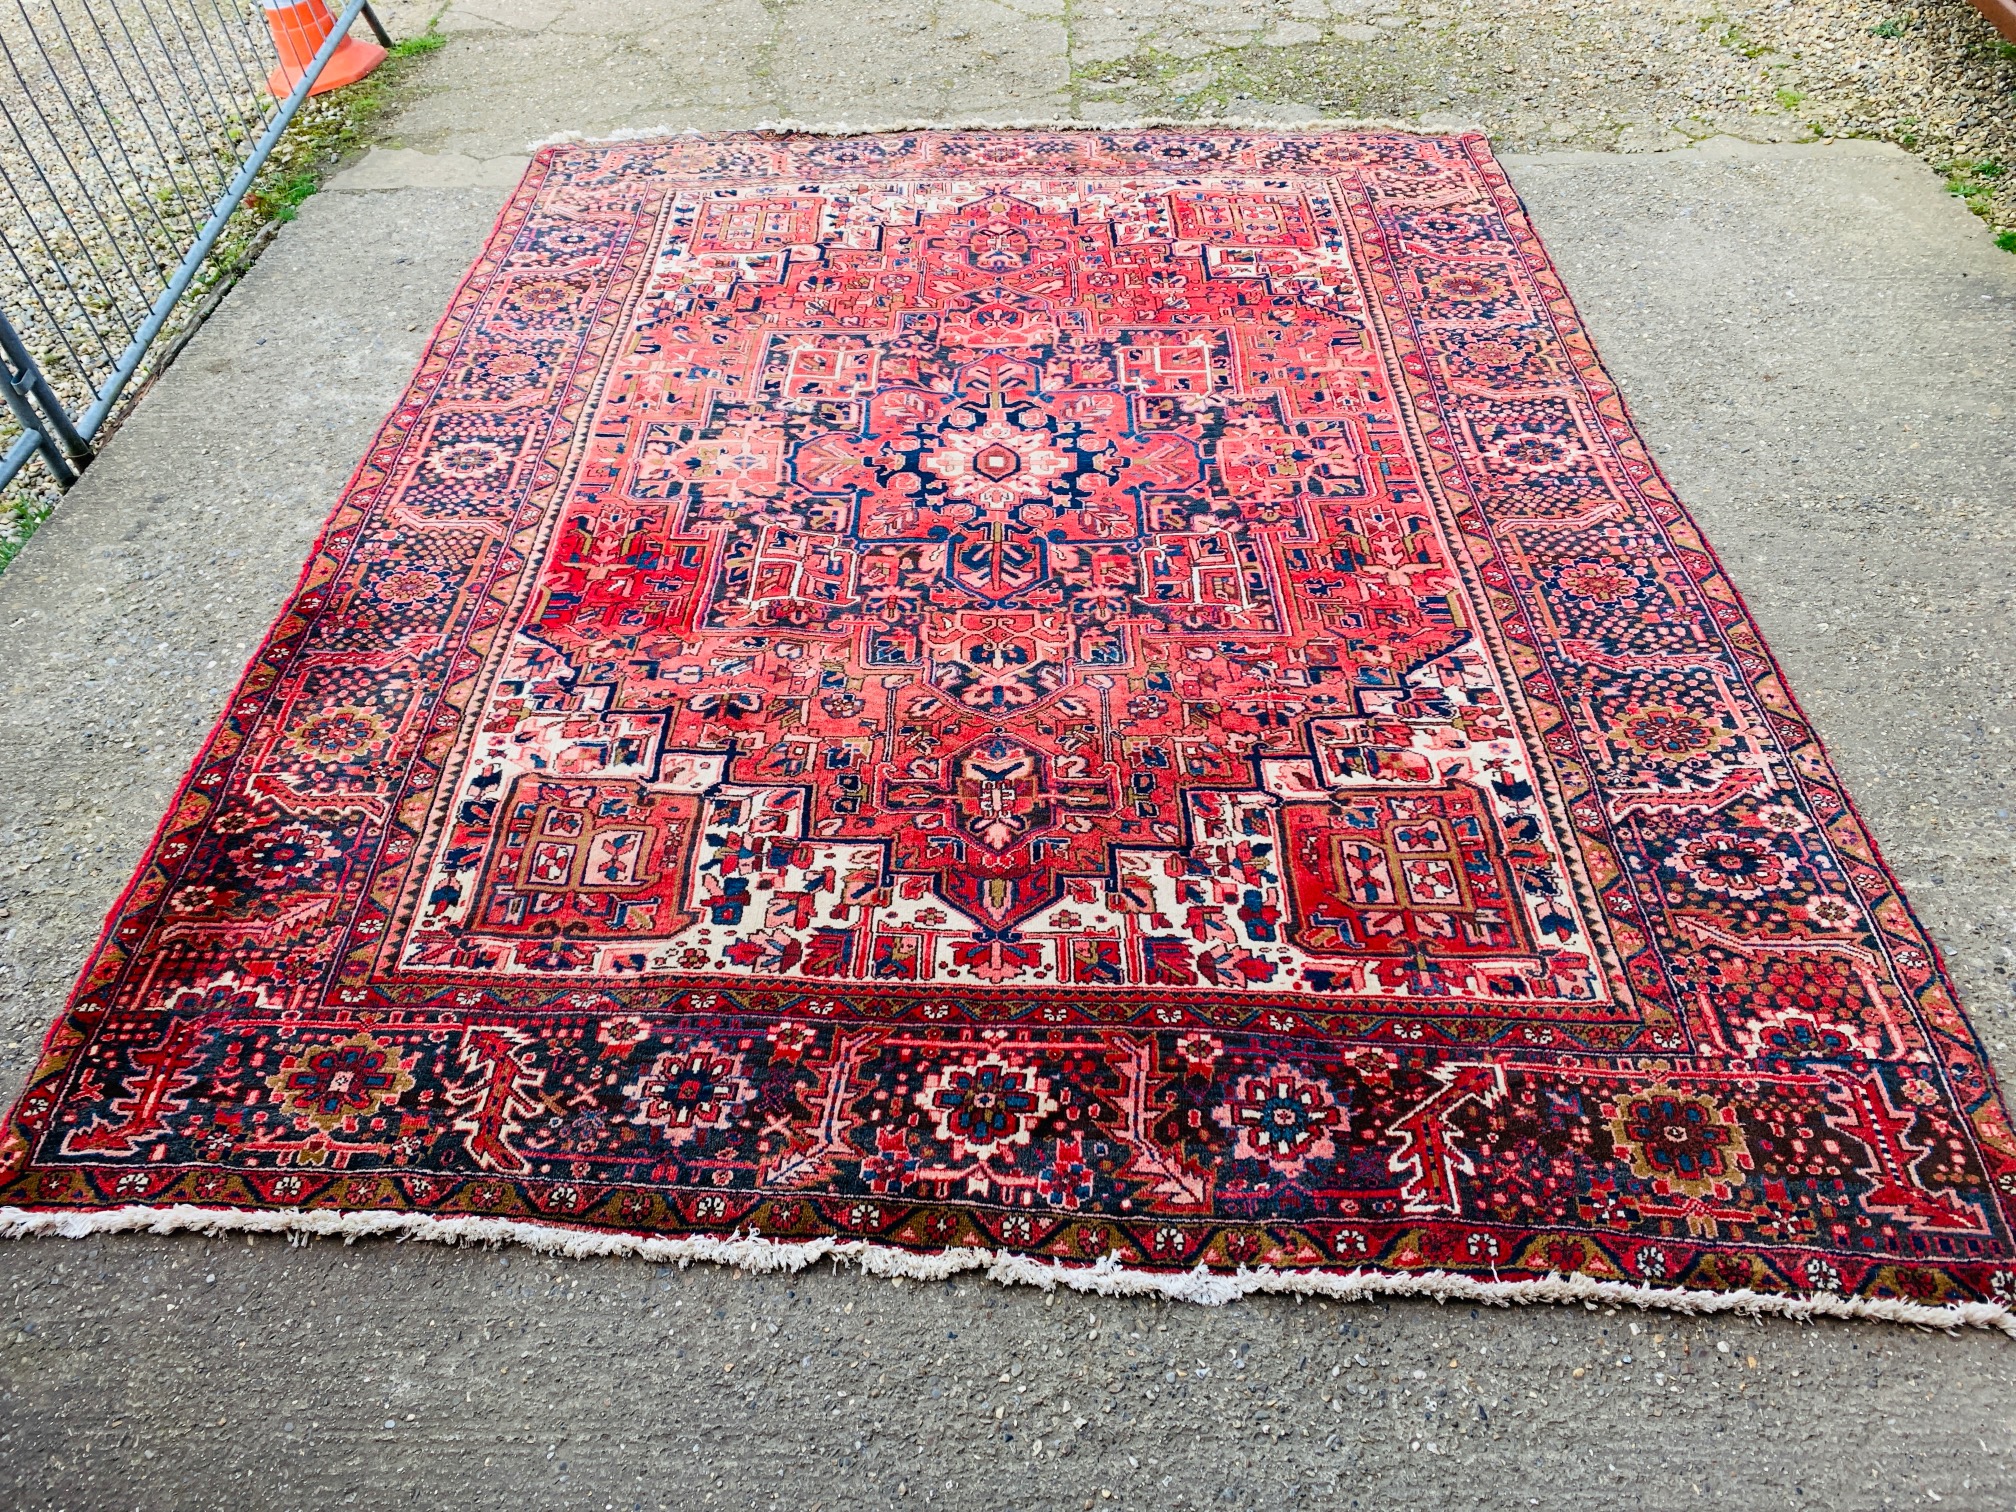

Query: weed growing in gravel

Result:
[0,490,56,575]
[1868,18,1906,37]
[1704,16,1773,59]
[1073,36,1434,122]
[391,29,446,59]
[1943,159,2005,210]
[251,167,324,224]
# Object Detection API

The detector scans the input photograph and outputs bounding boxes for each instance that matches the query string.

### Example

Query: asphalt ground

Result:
[1,4,2014,1506]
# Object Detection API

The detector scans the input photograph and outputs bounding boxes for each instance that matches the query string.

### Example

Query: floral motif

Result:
[167,885,219,916]
[1037,1137,1095,1209]
[1675,832,1788,899]
[1422,269,1505,303]
[919,1054,1057,1160]
[765,1020,819,1063]
[374,570,443,605]
[1554,561,1638,601]
[623,1042,754,1146]
[1484,423,1582,474]
[596,1015,652,1052]
[1748,1012,1859,1060]
[1607,1084,1750,1197]
[1213,1064,1344,1175]
[426,439,512,479]
[229,823,341,891]
[265,1032,416,1133]
[1618,707,1723,757]
[1173,1033,1223,1078]
[287,709,384,760]
[1751,802,1813,835]
[1798,895,1858,930]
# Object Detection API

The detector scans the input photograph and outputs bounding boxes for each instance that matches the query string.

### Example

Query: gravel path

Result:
[1764,0,2016,235]
[0,0,279,408]
[381,0,2016,242]
[0,0,405,561]
[6,0,2010,559]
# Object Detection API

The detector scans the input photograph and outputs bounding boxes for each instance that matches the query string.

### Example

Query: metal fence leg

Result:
[0,307,92,491]
[361,3,395,49]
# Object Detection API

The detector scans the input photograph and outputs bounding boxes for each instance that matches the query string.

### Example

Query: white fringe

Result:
[3,1203,2009,1334]
[524,116,1470,152]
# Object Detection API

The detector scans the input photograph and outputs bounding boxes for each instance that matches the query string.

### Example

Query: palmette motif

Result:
[5,131,2012,1316]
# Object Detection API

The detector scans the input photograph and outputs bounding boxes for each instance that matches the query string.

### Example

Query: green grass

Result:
[1940,160,2014,254]
[0,491,57,576]
[1944,159,2005,208]
[1868,18,1905,37]
[1774,86,1804,111]
[249,165,322,222]
[391,28,446,59]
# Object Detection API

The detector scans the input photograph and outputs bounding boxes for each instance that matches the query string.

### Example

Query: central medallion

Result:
[971,442,1020,480]
[919,394,1072,511]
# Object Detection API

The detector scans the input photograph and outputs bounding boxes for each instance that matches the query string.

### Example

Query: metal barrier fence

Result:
[0,0,385,495]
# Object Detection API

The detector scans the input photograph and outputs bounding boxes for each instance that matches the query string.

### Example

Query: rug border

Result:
[1445,129,2016,1171]
[524,115,1474,150]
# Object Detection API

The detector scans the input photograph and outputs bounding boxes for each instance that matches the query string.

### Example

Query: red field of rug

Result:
[4,131,2012,1327]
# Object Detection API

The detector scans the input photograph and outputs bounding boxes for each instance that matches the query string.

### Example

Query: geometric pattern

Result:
[3,131,2012,1317]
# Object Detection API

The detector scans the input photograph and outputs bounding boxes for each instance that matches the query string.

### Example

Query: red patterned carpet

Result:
[5,131,2012,1326]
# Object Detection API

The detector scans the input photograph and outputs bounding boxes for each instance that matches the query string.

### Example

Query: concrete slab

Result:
[329,147,532,191]
[1,36,2014,1512]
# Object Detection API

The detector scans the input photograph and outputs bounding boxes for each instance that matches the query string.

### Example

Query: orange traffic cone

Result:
[262,0,386,98]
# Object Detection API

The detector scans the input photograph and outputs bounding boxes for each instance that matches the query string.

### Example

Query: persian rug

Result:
[5,130,2012,1329]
